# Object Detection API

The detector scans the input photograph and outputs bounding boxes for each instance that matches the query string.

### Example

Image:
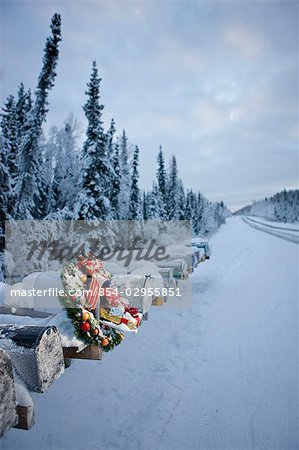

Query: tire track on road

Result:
[242,217,299,244]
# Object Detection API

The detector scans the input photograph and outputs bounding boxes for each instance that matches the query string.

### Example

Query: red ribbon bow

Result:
[124,307,141,327]
[76,255,104,276]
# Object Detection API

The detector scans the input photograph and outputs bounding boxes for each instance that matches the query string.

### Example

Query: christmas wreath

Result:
[59,254,142,352]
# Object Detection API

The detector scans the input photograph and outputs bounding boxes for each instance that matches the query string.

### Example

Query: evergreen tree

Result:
[16,13,62,218]
[110,143,121,219]
[11,85,33,213]
[0,95,18,220]
[192,190,199,234]
[185,189,193,220]
[155,146,167,219]
[0,134,12,230]
[0,136,10,273]
[128,146,142,220]
[148,182,165,219]
[197,192,205,231]
[118,130,130,219]
[105,118,119,217]
[35,131,50,218]
[41,126,58,215]
[142,191,150,220]
[106,118,116,158]
[16,83,32,139]
[273,189,299,223]
[1,96,18,183]
[15,83,32,162]
[74,61,113,219]
[213,202,224,228]
[178,179,186,220]
[60,119,80,209]
[47,116,80,215]
[167,156,180,220]
[157,145,167,203]
[0,89,31,216]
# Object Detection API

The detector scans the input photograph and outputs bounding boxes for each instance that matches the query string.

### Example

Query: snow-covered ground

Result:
[1,217,298,450]
[243,216,299,244]
[246,216,299,231]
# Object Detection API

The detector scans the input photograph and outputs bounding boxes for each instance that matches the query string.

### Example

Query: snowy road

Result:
[242,216,299,244]
[1,217,298,450]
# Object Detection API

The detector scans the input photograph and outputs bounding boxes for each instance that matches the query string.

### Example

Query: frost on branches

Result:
[0,11,231,282]
[74,61,114,220]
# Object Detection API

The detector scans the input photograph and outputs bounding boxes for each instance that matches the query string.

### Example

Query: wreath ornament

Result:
[59,254,142,352]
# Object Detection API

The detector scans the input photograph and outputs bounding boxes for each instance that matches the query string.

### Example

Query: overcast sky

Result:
[1,0,298,210]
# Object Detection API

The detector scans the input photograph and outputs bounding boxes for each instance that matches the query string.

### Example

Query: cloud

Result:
[0,0,298,210]
[224,22,265,59]
[192,97,231,131]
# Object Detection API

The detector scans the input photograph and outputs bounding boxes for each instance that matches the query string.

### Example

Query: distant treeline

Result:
[234,189,299,223]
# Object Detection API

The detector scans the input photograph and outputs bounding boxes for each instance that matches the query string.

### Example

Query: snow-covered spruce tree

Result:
[185,188,199,233]
[148,183,166,219]
[0,88,32,217]
[16,84,32,143]
[192,190,199,234]
[40,125,58,215]
[214,202,225,228]
[15,83,32,180]
[0,134,12,280]
[0,95,18,193]
[110,143,121,219]
[185,189,193,220]
[105,118,120,219]
[16,13,62,219]
[2,85,33,214]
[118,130,131,219]
[128,146,142,220]
[61,119,81,210]
[157,145,167,204]
[200,200,211,234]
[197,192,205,231]
[0,88,31,275]
[142,191,150,220]
[74,61,114,219]
[16,83,31,120]
[178,179,186,220]
[48,116,80,214]
[106,118,116,158]
[34,131,51,218]
[0,134,12,229]
[167,156,180,220]
[155,146,167,219]
[200,200,226,235]
[273,189,299,223]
